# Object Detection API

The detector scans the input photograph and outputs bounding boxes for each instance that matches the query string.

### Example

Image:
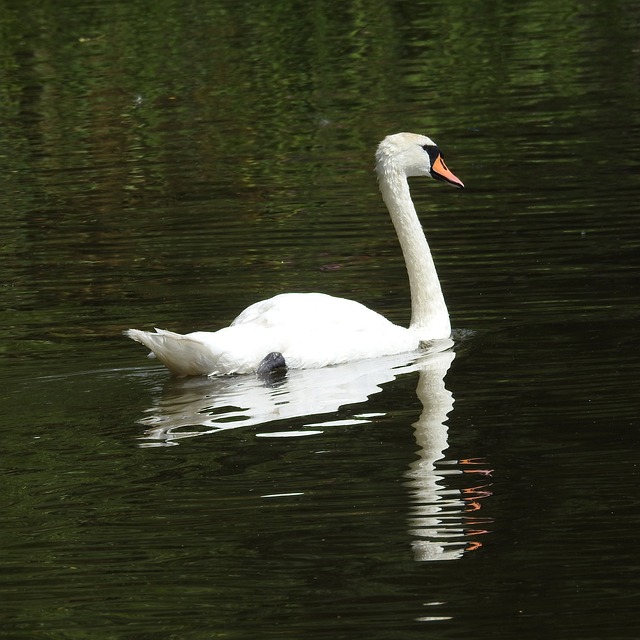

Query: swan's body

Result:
[126,132,464,376]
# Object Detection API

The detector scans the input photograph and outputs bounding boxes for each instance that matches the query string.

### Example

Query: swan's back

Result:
[231,292,394,331]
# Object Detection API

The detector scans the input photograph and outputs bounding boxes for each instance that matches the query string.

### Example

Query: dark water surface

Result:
[1,0,639,638]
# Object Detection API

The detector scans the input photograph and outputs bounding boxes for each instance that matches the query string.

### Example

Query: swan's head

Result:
[375,132,464,188]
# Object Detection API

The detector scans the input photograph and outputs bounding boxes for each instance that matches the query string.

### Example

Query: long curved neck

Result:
[378,168,451,339]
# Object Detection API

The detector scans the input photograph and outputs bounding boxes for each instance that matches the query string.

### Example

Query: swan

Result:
[125,132,464,376]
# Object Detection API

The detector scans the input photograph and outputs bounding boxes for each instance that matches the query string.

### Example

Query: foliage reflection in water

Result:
[0,0,638,636]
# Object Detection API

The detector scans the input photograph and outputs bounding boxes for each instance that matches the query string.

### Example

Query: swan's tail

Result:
[124,328,217,377]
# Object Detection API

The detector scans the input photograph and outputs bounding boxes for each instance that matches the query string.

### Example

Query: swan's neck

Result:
[379,169,451,339]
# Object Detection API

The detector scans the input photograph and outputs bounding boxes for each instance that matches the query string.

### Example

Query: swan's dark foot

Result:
[256,352,287,381]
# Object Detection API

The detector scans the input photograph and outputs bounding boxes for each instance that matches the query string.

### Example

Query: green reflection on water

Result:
[0,0,639,637]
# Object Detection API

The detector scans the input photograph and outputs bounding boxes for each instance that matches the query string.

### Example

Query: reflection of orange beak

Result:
[431,154,465,189]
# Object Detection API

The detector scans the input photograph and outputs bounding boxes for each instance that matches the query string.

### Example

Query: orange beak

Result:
[431,154,465,189]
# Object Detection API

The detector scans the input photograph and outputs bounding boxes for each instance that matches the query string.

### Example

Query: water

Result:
[1,0,639,638]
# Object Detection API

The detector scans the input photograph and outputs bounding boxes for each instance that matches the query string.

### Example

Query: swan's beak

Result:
[430,154,465,189]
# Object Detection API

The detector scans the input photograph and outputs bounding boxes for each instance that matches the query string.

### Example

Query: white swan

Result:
[125,132,464,376]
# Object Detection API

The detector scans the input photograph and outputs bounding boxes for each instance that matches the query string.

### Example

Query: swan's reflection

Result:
[135,340,492,560]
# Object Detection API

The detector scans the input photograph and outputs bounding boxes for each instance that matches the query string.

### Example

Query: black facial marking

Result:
[422,144,441,165]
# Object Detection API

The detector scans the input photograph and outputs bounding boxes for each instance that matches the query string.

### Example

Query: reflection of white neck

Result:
[405,350,464,561]
[411,350,455,470]
[378,168,450,339]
